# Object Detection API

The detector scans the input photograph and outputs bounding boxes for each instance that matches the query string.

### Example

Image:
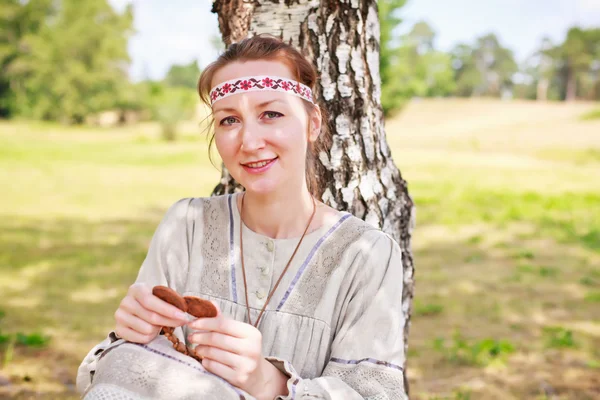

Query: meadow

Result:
[0,99,599,399]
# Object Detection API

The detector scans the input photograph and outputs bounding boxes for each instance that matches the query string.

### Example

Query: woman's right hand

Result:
[114,283,189,344]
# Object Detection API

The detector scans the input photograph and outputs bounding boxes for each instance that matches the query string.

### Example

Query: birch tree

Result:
[211,0,415,392]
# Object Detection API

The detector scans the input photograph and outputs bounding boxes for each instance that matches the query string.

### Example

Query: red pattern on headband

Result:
[210,76,314,105]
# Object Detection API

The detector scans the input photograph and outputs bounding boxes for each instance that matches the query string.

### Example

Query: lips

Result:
[241,157,278,168]
[240,157,278,175]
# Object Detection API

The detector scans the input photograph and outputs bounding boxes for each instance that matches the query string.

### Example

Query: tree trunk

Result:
[565,67,577,101]
[536,78,548,101]
[211,0,415,394]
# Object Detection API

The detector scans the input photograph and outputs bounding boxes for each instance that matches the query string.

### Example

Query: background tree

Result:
[379,0,408,116]
[393,21,455,103]
[548,27,600,101]
[512,37,554,101]
[4,0,133,123]
[0,0,54,118]
[451,33,517,97]
[164,60,201,89]
[211,0,415,394]
[535,37,555,101]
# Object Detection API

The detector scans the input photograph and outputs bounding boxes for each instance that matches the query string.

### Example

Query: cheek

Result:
[272,122,307,151]
[214,133,236,162]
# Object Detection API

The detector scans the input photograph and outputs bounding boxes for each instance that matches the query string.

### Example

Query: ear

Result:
[308,106,322,143]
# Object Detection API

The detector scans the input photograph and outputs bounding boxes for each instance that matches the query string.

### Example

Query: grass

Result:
[433,333,516,367]
[543,327,577,349]
[1,98,600,399]
[580,107,600,121]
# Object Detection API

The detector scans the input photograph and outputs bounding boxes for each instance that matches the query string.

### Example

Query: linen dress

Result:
[76,193,408,399]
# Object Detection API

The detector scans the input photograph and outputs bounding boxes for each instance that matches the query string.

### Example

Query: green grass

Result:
[413,301,445,317]
[1,99,600,399]
[543,327,577,349]
[536,148,600,165]
[584,291,600,303]
[433,332,516,367]
[580,108,600,121]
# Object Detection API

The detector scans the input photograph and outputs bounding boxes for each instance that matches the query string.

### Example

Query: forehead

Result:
[211,60,295,89]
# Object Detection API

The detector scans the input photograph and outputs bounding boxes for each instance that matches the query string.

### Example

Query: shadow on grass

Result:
[0,202,598,399]
[0,211,174,397]
[0,212,169,336]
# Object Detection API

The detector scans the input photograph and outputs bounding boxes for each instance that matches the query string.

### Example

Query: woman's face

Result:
[211,60,321,196]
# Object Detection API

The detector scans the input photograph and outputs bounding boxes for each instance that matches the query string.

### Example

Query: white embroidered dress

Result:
[77,193,408,399]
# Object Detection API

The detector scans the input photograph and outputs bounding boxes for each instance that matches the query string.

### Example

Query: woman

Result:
[77,35,407,400]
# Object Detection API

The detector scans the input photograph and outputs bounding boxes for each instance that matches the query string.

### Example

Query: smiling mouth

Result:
[242,157,278,168]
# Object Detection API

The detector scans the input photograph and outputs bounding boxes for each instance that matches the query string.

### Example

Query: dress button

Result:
[261,266,270,276]
[266,240,274,252]
[256,289,266,300]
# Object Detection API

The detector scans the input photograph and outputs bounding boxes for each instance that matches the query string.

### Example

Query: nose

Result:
[240,120,266,152]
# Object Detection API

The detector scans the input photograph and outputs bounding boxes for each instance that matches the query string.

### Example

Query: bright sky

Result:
[108,0,600,81]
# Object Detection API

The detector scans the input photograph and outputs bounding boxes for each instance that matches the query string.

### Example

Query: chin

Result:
[241,180,280,195]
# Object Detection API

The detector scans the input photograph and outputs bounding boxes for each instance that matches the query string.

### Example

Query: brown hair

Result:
[197,34,331,198]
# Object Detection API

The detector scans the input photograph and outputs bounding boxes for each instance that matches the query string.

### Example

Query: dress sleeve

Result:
[75,198,194,395]
[265,230,408,400]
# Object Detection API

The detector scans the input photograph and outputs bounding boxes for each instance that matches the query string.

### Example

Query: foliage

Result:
[380,15,456,116]
[0,0,54,117]
[518,28,600,101]
[451,34,517,97]
[378,0,408,116]
[0,0,133,122]
[391,22,455,109]
[548,27,600,101]
[164,60,201,89]
[143,82,197,141]
[2,1,598,121]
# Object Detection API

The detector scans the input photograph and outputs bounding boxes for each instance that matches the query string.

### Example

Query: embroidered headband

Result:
[209,75,314,105]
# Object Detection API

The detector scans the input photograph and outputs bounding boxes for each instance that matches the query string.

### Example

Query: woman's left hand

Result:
[187,305,288,399]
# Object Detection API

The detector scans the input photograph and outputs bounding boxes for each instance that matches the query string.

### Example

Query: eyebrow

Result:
[213,99,284,114]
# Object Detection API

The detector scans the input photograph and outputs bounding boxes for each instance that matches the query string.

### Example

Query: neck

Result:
[239,186,316,239]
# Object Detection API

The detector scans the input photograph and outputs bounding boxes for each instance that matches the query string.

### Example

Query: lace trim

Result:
[89,339,250,400]
[198,197,231,299]
[280,219,375,315]
[84,383,148,400]
[329,357,403,372]
[323,360,407,400]
[276,213,352,310]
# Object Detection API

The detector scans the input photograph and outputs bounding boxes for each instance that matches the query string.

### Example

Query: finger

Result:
[188,331,246,355]
[134,290,188,321]
[115,325,156,344]
[115,309,158,336]
[188,315,255,338]
[202,358,238,383]
[123,299,186,328]
[194,345,246,369]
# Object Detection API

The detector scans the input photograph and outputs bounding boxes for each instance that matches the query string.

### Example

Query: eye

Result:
[263,111,283,120]
[219,116,238,126]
